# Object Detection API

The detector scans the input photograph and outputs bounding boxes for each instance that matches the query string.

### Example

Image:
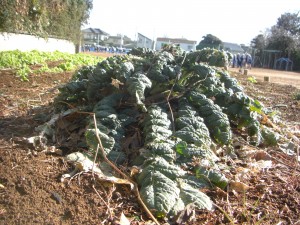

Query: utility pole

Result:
[120,34,123,49]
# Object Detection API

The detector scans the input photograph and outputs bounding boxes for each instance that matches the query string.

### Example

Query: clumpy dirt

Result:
[0,66,300,225]
[0,70,147,225]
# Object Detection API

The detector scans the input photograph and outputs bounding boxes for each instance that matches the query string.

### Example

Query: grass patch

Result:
[0,50,103,81]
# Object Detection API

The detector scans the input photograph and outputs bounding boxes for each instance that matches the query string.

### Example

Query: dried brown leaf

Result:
[175,203,196,224]
[130,166,141,177]
[119,212,131,225]
[253,150,272,161]
[111,78,124,89]
[228,181,250,193]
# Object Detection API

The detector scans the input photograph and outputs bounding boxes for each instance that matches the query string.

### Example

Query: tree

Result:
[276,12,300,36]
[196,34,223,50]
[267,12,300,57]
[251,34,267,59]
[251,12,300,70]
[0,0,93,43]
[251,34,266,50]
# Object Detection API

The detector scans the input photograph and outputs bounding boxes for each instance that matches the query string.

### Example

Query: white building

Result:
[136,33,153,49]
[155,37,197,52]
[82,28,109,45]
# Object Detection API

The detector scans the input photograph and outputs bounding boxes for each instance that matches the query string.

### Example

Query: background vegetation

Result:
[251,12,300,70]
[196,13,300,71]
[196,34,223,50]
[0,0,93,43]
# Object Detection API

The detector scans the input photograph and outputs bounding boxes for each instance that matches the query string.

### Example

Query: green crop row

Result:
[0,50,103,81]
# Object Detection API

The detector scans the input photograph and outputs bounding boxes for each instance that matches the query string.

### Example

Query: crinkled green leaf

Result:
[187,91,232,145]
[138,157,213,217]
[175,142,218,161]
[195,166,228,189]
[85,129,115,154]
[143,105,172,143]
[138,157,186,182]
[217,69,244,93]
[126,72,152,110]
[140,171,179,217]
[181,175,211,189]
[140,142,176,162]
[116,61,134,82]
[179,182,213,210]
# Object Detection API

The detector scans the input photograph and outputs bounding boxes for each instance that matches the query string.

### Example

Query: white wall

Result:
[180,43,196,52]
[137,33,153,49]
[0,33,75,53]
[156,40,196,52]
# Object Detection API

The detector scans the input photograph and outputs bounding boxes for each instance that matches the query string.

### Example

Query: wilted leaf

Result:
[119,212,130,225]
[250,160,272,172]
[228,181,249,192]
[175,203,196,224]
[279,141,297,156]
[253,150,272,161]
[111,78,124,89]
[130,166,140,177]
[262,126,280,146]
[63,152,133,188]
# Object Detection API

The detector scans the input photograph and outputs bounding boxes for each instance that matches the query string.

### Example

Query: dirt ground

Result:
[229,67,300,89]
[82,51,122,59]
[0,64,299,225]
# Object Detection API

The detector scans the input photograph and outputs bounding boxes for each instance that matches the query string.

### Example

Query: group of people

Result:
[232,53,252,69]
[81,45,130,54]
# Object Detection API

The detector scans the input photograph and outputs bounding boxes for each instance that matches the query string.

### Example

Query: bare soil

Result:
[0,65,299,225]
[82,51,123,58]
[229,67,300,89]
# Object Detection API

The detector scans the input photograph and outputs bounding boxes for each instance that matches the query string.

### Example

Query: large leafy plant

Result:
[53,46,271,218]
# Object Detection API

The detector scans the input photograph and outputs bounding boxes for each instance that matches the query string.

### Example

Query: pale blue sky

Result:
[84,0,299,45]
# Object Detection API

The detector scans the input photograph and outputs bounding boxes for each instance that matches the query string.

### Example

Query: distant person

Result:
[236,53,241,69]
[240,53,246,68]
[232,54,237,68]
[245,53,252,69]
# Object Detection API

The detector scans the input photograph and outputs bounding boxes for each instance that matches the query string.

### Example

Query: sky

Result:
[84,0,299,45]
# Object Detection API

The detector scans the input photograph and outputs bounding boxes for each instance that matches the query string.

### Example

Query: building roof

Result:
[223,42,244,53]
[138,33,152,41]
[157,37,197,45]
[82,28,109,36]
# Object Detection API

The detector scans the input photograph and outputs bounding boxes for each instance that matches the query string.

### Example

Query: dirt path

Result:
[229,67,300,89]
